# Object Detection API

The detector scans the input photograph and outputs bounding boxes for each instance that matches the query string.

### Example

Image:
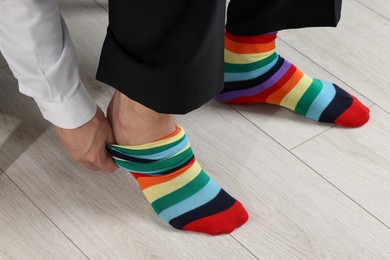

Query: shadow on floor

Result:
[0,66,50,172]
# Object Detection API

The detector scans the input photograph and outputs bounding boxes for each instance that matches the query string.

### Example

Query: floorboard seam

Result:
[229,234,260,260]
[374,104,390,116]
[354,0,390,22]
[290,102,376,151]
[277,38,375,107]
[1,168,91,260]
[228,105,390,232]
[91,0,108,12]
[0,121,51,173]
[289,126,335,151]
[229,105,303,151]
[288,149,390,231]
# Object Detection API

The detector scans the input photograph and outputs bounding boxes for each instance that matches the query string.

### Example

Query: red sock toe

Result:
[335,97,370,127]
[183,201,249,235]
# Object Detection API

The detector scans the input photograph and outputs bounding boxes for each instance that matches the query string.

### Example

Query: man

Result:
[0,0,369,235]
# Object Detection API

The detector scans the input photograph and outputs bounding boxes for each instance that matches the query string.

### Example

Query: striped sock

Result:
[106,126,248,235]
[217,32,370,127]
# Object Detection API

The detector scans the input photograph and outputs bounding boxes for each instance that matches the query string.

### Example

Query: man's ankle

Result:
[108,91,176,145]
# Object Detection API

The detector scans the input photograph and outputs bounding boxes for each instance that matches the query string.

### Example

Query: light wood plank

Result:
[92,0,108,11]
[279,0,390,113]
[232,39,372,150]
[0,68,21,147]
[4,126,256,259]
[0,67,50,172]
[292,105,390,226]
[0,174,86,259]
[176,101,390,259]
[356,0,390,20]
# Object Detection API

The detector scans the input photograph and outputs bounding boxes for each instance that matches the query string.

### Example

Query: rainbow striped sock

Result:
[217,32,370,127]
[106,126,248,235]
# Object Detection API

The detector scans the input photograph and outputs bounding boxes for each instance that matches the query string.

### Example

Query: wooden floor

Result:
[1,0,390,259]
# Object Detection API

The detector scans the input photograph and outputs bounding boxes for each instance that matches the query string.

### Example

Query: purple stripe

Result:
[217,60,292,102]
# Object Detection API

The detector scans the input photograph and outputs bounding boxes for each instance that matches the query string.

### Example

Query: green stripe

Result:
[152,170,210,214]
[114,146,193,173]
[224,52,277,73]
[295,78,323,116]
[110,134,186,156]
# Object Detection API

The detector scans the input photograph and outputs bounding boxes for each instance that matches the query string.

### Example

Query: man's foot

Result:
[107,91,248,235]
[217,32,370,127]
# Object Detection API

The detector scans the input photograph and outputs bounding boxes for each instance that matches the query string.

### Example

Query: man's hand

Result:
[55,107,119,172]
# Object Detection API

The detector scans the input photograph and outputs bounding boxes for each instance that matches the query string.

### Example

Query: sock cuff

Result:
[106,126,194,175]
[225,31,277,44]
[109,125,184,150]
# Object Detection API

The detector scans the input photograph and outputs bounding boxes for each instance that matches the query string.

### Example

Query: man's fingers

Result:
[98,155,119,173]
[101,123,119,173]
[80,161,100,171]
[106,125,116,145]
[97,152,119,173]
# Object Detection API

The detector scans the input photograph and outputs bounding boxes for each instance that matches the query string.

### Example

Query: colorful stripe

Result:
[106,126,248,235]
[217,32,369,127]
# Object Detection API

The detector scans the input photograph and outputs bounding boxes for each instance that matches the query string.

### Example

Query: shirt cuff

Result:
[34,84,97,129]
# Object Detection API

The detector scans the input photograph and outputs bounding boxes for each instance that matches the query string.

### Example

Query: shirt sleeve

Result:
[0,0,97,129]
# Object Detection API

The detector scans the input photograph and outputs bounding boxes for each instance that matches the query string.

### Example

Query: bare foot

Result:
[107,90,176,146]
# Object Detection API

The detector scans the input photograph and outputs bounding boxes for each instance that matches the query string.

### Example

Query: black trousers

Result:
[96,0,342,114]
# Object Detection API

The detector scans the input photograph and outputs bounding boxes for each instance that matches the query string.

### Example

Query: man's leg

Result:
[97,0,248,235]
[97,0,226,114]
[226,0,342,35]
[218,0,370,127]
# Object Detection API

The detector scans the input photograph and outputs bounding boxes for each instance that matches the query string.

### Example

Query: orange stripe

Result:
[225,37,275,54]
[136,158,196,190]
[156,126,180,142]
[130,126,180,152]
[266,69,304,105]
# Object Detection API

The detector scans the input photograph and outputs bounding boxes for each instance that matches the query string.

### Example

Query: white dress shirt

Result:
[0,0,97,129]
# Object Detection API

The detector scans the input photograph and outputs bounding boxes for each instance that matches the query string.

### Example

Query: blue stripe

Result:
[224,56,278,82]
[306,81,336,120]
[158,179,221,222]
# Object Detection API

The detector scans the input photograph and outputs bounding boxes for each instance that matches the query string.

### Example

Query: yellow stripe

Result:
[280,75,313,110]
[142,161,201,203]
[113,126,185,150]
[225,49,274,64]
[112,157,126,162]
